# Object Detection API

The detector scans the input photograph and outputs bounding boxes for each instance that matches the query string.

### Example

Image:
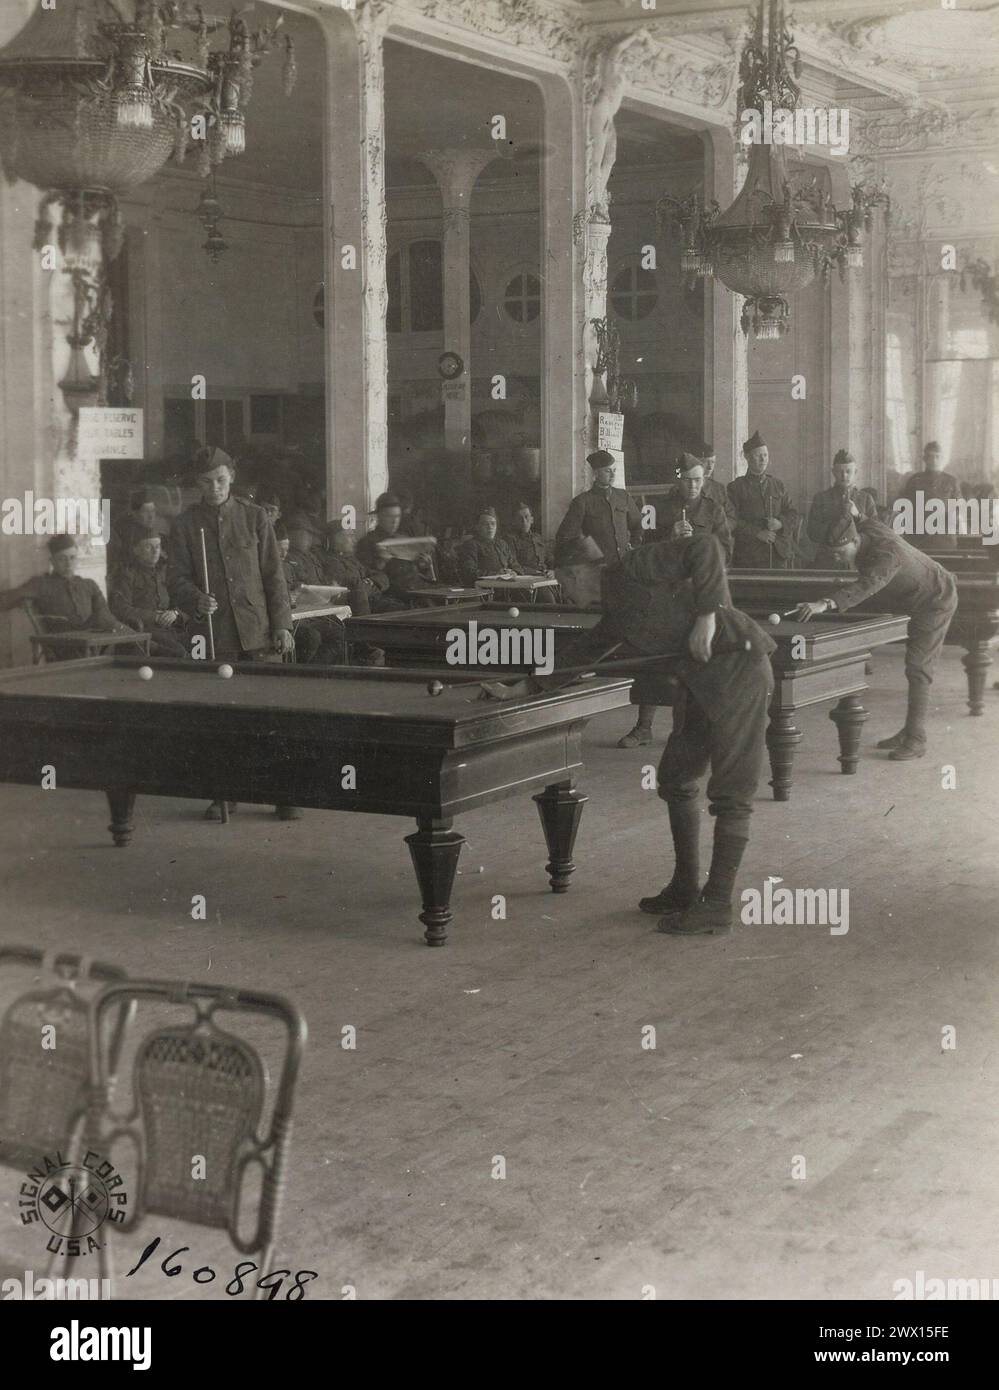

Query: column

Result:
[539,73,581,534]
[321,4,390,527]
[703,127,748,481]
[418,148,494,457]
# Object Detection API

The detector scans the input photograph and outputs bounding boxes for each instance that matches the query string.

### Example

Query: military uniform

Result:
[727,473,798,568]
[169,496,292,661]
[899,469,963,551]
[456,535,522,586]
[554,484,642,566]
[653,489,733,564]
[828,520,957,750]
[0,572,140,659]
[568,535,776,935]
[110,561,188,659]
[504,528,549,574]
[807,485,878,568]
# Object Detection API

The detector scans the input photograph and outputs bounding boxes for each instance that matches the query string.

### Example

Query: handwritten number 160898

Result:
[125,1236,318,1299]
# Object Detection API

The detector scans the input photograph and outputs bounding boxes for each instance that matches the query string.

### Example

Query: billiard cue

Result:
[199,527,228,826]
[766,497,774,570]
[471,639,754,701]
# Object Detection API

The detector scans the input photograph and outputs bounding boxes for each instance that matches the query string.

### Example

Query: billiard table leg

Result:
[766,712,802,802]
[962,639,993,716]
[405,816,466,948]
[106,790,136,847]
[829,694,868,774]
[533,780,588,892]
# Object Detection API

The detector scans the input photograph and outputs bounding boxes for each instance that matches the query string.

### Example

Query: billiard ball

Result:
[217,664,234,679]
[767,612,781,627]
[508,606,520,618]
[427,679,444,697]
[137,665,154,681]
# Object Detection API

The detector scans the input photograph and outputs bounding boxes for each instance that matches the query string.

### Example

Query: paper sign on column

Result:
[77,408,144,459]
[597,411,624,451]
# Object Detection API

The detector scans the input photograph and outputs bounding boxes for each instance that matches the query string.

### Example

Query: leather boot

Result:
[659,823,746,936]
[641,801,700,916]
[889,682,929,759]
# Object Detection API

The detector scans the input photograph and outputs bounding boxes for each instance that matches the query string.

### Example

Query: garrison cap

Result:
[742,430,766,455]
[586,450,616,469]
[47,533,76,555]
[833,449,855,466]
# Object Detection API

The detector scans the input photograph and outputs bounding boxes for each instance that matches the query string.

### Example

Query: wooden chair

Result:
[22,598,150,663]
[87,979,307,1298]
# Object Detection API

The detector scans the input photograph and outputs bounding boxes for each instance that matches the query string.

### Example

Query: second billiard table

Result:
[0,657,632,947]
[347,602,910,800]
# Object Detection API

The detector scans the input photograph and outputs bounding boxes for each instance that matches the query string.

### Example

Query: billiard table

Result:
[729,567,999,716]
[0,658,632,947]
[347,602,910,800]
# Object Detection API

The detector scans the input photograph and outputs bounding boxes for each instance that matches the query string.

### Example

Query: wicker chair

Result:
[88,980,307,1299]
[0,946,131,1280]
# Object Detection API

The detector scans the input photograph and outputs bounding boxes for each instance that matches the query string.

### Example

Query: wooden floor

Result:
[0,643,996,1300]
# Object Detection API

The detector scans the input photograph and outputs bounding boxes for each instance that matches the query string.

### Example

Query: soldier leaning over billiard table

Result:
[547,532,776,938]
[792,518,958,762]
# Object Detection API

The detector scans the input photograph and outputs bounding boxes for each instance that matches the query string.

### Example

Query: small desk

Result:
[476,576,560,603]
[30,630,151,662]
[403,586,491,607]
[291,603,352,623]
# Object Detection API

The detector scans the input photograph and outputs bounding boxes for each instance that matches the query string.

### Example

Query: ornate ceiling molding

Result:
[393,0,580,68]
[855,104,999,156]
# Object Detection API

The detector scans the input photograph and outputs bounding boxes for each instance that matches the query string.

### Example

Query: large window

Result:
[611,263,659,321]
[387,240,481,333]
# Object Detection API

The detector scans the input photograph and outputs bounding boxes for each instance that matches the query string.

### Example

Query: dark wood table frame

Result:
[0,659,632,947]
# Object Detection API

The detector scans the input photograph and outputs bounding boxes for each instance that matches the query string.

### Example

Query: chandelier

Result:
[657,0,887,341]
[0,0,295,408]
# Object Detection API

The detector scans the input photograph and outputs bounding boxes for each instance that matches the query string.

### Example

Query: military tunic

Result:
[827,520,958,694]
[169,496,292,659]
[455,536,522,586]
[806,485,878,567]
[554,484,643,566]
[727,473,799,568]
[652,489,733,564]
[110,561,188,659]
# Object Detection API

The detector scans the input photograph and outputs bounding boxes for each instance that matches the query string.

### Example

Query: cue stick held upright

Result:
[198,526,228,825]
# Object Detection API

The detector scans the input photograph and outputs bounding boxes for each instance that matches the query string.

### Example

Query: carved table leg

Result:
[106,790,136,847]
[405,817,466,947]
[766,712,802,803]
[533,781,588,892]
[829,694,869,774]
[962,641,993,716]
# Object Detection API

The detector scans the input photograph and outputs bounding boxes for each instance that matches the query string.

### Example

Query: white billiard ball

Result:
[767,612,781,627]
[217,663,234,679]
[508,607,520,619]
[137,665,154,681]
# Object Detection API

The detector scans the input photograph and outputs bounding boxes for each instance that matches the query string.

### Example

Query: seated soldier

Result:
[654,454,733,563]
[356,492,436,605]
[109,529,189,658]
[457,508,524,586]
[276,522,345,665]
[0,534,139,657]
[319,522,391,615]
[110,488,164,577]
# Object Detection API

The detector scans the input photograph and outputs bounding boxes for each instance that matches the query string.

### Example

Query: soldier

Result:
[546,533,776,936]
[0,534,137,657]
[456,508,523,586]
[899,441,963,552]
[793,518,958,761]
[504,501,551,575]
[554,450,642,568]
[110,530,188,659]
[806,449,878,568]
[617,454,733,748]
[728,430,798,568]
[169,447,296,821]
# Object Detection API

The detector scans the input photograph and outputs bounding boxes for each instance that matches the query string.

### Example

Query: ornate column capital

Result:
[418,147,496,213]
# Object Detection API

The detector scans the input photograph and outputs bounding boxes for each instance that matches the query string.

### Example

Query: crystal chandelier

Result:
[657,0,887,341]
[0,0,295,408]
